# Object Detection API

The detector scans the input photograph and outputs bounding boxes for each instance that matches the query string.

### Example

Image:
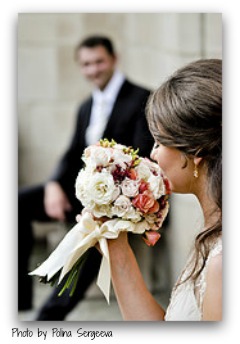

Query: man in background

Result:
[18,35,154,320]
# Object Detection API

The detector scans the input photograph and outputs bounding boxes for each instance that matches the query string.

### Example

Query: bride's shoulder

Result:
[208,236,222,260]
[206,251,222,277]
[201,237,222,290]
[206,236,222,283]
[202,244,222,320]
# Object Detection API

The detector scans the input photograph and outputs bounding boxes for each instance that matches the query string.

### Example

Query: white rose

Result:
[144,158,161,176]
[123,207,142,223]
[75,170,94,207]
[90,146,112,167]
[133,220,150,233]
[83,145,94,158]
[121,178,140,197]
[135,160,151,181]
[114,144,126,150]
[112,150,132,168]
[112,195,132,217]
[148,174,165,199]
[144,213,158,226]
[82,146,112,168]
[92,204,113,218]
[88,171,118,205]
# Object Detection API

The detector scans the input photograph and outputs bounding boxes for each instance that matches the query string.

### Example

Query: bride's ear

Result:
[193,156,203,167]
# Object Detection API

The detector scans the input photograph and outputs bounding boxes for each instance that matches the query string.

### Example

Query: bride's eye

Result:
[153,142,160,149]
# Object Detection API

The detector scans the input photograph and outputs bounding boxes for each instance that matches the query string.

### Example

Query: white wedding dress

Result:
[165,237,222,321]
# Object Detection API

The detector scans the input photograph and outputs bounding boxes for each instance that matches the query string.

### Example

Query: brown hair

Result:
[147,59,222,281]
[75,35,116,60]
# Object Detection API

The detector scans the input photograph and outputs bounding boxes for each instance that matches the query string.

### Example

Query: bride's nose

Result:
[150,143,159,161]
[151,150,158,163]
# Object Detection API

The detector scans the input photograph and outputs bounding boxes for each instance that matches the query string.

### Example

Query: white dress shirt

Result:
[85,70,125,145]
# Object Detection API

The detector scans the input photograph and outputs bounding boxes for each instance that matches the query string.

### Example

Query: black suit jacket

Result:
[50,79,154,206]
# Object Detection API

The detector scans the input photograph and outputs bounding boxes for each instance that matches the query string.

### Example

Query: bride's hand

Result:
[97,229,129,258]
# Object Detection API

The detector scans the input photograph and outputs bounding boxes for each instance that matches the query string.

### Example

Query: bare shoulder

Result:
[202,252,222,321]
[207,252,222,278]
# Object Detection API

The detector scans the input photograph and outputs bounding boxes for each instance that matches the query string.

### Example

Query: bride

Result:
[106,59,222,321]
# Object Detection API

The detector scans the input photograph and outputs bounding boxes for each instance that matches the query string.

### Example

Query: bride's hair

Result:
[146,59,222,282]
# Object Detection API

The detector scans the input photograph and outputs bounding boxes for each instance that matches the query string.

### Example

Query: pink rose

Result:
[121,178,140,197]
[143,230,161,246]
[132,190,160,214]
[139,180,149,193]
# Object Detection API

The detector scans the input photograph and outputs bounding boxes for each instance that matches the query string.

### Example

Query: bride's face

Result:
[151,142,194,194]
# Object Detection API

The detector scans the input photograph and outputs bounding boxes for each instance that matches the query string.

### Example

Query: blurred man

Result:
[18,35,154,320]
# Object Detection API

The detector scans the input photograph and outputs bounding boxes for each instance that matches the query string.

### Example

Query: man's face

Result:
[76,45,117,90]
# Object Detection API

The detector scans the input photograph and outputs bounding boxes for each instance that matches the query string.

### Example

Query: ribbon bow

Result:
[29,212,147,303]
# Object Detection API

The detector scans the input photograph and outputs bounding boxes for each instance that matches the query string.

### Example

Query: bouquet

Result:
[30,139,171,303]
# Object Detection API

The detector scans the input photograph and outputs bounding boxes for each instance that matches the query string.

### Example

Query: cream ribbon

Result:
[29,212,147,303]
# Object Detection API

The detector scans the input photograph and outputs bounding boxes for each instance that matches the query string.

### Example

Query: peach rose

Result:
[143,230,161,246]
[132,190,159,214]
[126,168,138,180]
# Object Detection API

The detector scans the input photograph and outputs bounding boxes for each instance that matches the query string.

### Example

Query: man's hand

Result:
[44,181,72,221]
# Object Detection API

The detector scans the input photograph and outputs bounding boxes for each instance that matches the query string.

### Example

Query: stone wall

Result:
[18,13,222,286]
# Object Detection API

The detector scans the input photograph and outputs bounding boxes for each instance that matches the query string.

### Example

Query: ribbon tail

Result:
[29,212,99,282]
[59,224,100,282]
[97,238,111,304]
[59,240,94,283]
[29,222,84,281]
